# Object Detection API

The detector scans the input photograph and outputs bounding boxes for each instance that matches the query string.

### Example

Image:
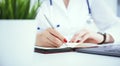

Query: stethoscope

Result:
[49,0,91,15]
[49,0,93,25]
[37,0,93,30]
[86,0,94,24]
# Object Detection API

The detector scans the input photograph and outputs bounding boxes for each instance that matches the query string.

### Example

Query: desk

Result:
[33,52,120,66]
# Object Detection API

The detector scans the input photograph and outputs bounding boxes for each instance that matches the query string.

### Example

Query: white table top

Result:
[33,52,120,66]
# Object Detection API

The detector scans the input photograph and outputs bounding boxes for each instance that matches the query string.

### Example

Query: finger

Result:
[46,37,60,48]
[44,38,57,48]
[79,34,90,43]
[73,29,90,43]
[70,30,88,43]
[47,32,63,47]
[47,28,67,43]
[70,33,79,42]
[36,31,58,48]
[36,36,56,48]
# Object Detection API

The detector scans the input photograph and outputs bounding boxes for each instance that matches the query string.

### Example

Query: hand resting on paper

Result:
[70,29,114,44]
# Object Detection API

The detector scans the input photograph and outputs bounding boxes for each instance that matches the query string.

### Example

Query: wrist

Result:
[97,32,114,44]
[97,32,106,44]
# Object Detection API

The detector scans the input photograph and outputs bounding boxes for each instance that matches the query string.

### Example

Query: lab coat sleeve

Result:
[90,0,120,43]
[35,1,51,32]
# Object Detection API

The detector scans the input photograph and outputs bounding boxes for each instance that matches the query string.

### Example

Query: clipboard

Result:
[76,44,120,57]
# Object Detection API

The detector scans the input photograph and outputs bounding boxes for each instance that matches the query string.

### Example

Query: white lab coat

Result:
[36,0,120,43]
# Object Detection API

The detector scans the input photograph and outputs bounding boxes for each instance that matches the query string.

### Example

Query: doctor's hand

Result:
[35,28,67,48]
[70,29,114,44]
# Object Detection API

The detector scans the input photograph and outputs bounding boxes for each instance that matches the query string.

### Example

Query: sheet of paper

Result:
[35,43,98,49]
[60,43,80,48]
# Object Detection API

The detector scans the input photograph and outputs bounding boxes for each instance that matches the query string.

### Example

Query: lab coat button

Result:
[56,24,60,28]
[37,27,40,30]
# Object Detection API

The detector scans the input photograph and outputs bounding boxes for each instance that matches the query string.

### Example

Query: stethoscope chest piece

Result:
[87,18,93,24]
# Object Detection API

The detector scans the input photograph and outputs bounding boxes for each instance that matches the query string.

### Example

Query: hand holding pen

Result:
[35,15,67,48]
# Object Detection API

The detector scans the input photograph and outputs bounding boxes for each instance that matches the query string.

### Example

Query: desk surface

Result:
[33,52,120,66]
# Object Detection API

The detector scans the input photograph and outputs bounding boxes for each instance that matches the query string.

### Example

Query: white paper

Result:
[35,43,98,49]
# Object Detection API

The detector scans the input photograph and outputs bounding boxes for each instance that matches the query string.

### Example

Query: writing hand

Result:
[36,28,67,48]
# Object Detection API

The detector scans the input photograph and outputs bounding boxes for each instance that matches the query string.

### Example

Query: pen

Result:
[44,14,54,29]
[44,14,68,47]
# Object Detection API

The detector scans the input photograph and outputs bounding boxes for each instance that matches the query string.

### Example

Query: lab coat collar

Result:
[53,0,68,13]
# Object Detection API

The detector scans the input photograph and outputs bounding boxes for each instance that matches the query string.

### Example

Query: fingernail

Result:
[76,40,80,43]
[64,38,67,43]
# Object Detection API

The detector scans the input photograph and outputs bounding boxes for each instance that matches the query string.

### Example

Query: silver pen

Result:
[44,14,54,29]
[44,14,68,47]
